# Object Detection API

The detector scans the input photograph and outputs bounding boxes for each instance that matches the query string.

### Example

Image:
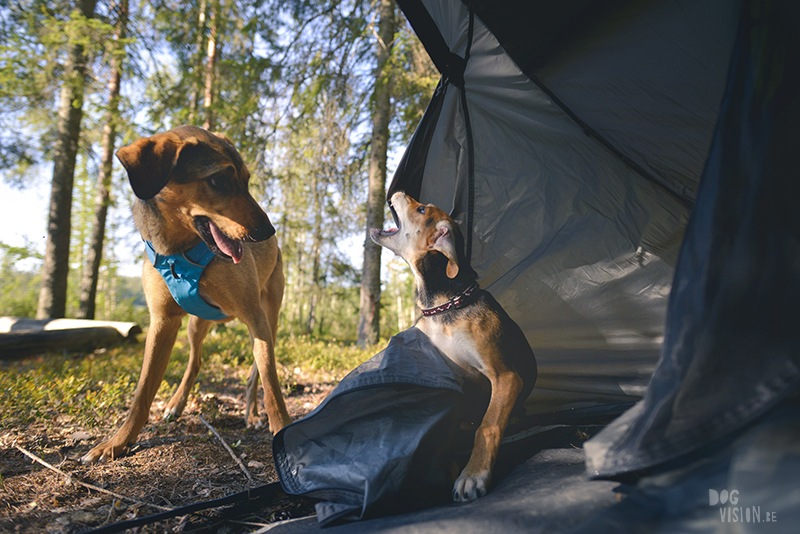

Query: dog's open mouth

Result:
[372,202,402,238]
[195,217,244,263]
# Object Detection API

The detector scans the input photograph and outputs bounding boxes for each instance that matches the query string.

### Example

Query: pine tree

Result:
[357,0,396,346]
[78,0,128,319]
[37,0,100,319]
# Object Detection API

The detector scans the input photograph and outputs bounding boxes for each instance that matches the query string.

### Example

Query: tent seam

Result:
[524,72,695,210]
[462,9,476,262]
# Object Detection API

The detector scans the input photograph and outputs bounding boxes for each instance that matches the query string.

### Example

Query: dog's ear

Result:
[431,224,460,279]
[116,133,185,200]
[212,131,235,147]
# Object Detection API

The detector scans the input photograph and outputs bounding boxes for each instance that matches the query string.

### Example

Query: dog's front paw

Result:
[163,407,179,423]
[453,470,490,502]
[269,413,293,435]
[246,413,267,430]
[80,439,130,465]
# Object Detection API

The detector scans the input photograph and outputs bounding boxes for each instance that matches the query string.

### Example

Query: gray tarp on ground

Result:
[266,405,800,534]
[267,448,620,534]
[274,329,468,525]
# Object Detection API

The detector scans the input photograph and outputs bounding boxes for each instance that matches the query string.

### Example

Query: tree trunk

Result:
[78,0,128,320]
[294,238,305,332]
[357,0,395,346]
[189,0,208,124]
[202,0,220,131]
[36,0,98,320]
[306,173,323,335]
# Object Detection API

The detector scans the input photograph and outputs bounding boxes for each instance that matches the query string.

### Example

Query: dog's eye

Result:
[208,173,232,193]
[417,206,426,214]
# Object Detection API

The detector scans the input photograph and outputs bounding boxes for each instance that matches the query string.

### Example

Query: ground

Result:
[0,356,339,534]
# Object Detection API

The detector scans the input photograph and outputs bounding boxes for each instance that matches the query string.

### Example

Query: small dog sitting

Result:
[371,192,537,502]
[82,125,291,464]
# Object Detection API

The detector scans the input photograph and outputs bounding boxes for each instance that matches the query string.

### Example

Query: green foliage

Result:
[0,241,43,318]
[0,324,377,431]
[39,7,119,60]
[0,342,139,430]
[144,0,281,168]
[0,0,121,176]
[380,256,417,335]
[0,358,133,430]
[0,238,147,323]
[275,334,374,375]
[1,0,434,342]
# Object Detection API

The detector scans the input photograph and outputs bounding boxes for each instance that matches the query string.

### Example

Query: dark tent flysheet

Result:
[268,0,800,532]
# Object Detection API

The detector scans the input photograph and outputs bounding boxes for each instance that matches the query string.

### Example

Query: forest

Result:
[0,0,438,344]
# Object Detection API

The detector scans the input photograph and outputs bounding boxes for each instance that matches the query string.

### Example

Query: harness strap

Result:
[144,240,229,321]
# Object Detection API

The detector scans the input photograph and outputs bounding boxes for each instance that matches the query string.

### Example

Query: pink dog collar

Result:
[421,283,479,316]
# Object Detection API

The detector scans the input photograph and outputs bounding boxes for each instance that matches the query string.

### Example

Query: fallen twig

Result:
[198,414,254,484]
[13,443,171,512]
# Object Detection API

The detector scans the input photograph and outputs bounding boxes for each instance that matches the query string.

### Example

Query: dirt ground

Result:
[0,380,336,533]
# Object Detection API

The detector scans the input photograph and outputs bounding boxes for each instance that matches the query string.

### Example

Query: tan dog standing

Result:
[82,125,291,464]
[371,192,537,502]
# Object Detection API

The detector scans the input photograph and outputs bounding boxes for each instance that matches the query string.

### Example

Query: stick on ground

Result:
[13,443,171,512]
[198,414,254,484]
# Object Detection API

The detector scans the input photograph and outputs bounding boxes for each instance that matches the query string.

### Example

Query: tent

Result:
[389,0,738,418]
[270,0,800,531]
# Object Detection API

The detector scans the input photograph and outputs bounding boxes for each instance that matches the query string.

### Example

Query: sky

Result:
[1,175,146,278]
[0,181,49,249]
[0,178,58,272]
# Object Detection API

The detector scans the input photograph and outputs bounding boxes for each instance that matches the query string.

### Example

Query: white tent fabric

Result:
[392,0,741,416]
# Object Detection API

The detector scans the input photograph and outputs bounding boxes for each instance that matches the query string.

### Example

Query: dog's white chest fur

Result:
[416,321,487,375]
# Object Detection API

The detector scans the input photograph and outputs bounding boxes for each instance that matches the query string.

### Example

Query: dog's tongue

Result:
[209,222,243,264]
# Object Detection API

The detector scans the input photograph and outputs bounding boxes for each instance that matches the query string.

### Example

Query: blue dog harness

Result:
[144,240,230,321]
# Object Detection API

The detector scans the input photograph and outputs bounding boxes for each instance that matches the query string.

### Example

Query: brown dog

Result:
[82,125,292,464]
[371,192,537,502]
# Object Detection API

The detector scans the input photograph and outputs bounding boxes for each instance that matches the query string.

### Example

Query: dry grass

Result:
[0,323,378,533]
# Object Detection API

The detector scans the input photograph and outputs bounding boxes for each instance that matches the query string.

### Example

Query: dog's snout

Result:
[232,197,277,243]
[387,189,405,204]
[249,223,274,242]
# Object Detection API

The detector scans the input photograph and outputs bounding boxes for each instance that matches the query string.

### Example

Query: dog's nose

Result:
[248,214,276,242]
[250,224,273,241]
